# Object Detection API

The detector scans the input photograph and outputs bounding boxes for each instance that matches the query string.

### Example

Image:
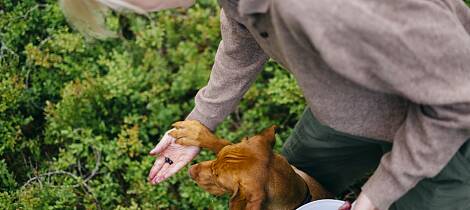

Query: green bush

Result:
[5,0,465,209]
[0,0,304,209]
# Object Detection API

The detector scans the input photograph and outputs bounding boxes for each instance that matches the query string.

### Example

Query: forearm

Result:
[186,41,267,130]
[187,9,268,130]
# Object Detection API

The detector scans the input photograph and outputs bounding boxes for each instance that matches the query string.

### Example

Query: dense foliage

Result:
[0,0,305,209]
[2,1,469,209]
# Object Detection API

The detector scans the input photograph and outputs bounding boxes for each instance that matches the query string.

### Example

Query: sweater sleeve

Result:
[186,9,268,130]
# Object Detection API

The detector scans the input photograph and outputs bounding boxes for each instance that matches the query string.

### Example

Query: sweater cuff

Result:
[361,163,409,210]
[186,108,219,131]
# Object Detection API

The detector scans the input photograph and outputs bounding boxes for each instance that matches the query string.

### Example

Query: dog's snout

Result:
[189,164,200,180]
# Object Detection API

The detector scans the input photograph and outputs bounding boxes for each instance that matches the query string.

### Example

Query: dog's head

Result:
[188,126,277,210]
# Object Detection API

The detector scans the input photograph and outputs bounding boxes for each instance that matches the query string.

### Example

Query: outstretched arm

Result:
[148,9,268,184]
[186,9,269,131]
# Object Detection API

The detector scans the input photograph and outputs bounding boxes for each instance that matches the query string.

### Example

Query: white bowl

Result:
[296,199,346,210]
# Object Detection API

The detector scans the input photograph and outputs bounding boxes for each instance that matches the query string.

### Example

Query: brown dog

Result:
[169,120,330,210]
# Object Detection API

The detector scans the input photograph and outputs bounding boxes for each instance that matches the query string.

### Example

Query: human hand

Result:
[338,201,352,210]
[338,193,378,210]
[147,129,200,184]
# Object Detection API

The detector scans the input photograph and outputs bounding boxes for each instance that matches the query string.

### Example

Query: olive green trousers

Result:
[282,108,470,210]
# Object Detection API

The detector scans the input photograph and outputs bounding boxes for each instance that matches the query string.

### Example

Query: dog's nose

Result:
[189,164,199,180]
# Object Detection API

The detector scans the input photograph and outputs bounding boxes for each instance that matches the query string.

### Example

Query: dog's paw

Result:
[169,120,212,147]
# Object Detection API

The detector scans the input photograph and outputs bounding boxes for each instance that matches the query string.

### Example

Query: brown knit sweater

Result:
[186,0,470,209]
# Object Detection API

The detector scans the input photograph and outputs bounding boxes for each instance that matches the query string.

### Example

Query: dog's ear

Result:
[229,183,266,210]
[259,125,277,149]
[229,185,245,210]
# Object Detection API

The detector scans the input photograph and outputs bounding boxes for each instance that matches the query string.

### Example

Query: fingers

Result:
[152,161,187,184]
[148,157,165,182]
[152,162,171,184]
[149,130,175,156]
[164,161,186,178]
[338,201,352,210]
